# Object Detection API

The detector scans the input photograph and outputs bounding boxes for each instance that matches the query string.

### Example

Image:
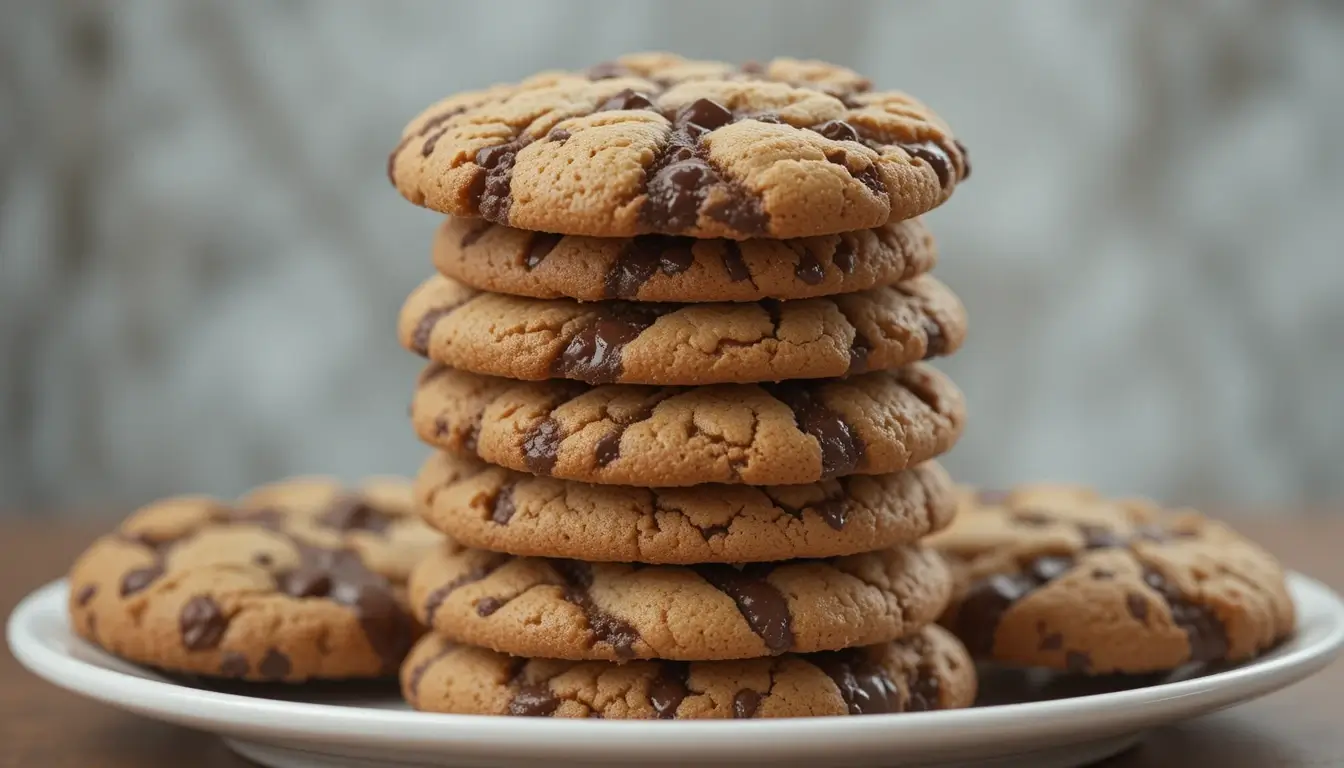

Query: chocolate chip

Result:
[953,138,971,180]
[824,148,887,197]
[592,392,670,468]
[921,316,947,358]
[640,111,768,236]
[792,244,825,285]
[1142,567,1228,662]
[524,232,562,270]
[509,681,561,716]
[219,652,249,678]
[598,88,656,112]
[677,98,734,132]
[705,194,769,236]
[551,560,642,659]
[458,221,493,248]
[812,649,901,715]
[120,566,164,597]
[954,555,1075,656]
[550,303,669,384]
[489,484,517,525]
[765,383,864,480]
[470,136,532,222]
[831,236,856,274]
[814,119,860,143]
[406,643,454,702]
[1065,651,1092,673]
[1127,592,1149,623]
[1078,523,1126,550]
[475,597,504,617]
[648,662,689,719]
[604,235,694,299]
[720,241,752,283]
[898,140,953,188]
[815,497,849,530]
[732,689,763,719]
[180,596,229,651]
[252,552,273,567]
[278,567,332,599]
[523,418,563,475]
[410,305,459,357]
[75,584,97,606]
[848,334,872,375]
[317,496,392,534]
[694,564,794,654]
[258,648,292,680]
[415,106,468,159]
[905,663,941,712]
[594,430,622,467]
[422,556,507,627]
[547,128,571,144]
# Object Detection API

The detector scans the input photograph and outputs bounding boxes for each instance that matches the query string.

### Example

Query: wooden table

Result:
[2,519,1340,767]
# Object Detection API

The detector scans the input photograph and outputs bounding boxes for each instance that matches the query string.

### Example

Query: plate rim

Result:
[9,574,1344,762]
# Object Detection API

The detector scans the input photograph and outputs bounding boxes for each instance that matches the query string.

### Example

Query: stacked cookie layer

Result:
[388,53,976,718]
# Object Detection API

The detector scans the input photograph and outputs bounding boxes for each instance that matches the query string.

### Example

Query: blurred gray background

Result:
[2,0,1342,516]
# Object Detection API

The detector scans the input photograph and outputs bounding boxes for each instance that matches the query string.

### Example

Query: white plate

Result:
[10,575,1344,768]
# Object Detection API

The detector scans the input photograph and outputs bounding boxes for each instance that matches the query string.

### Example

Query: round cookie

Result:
[414,452,957,563]
[407,543,950,662]
[67,477,441,682]
[398,274,964,385]
[432,216,937,303]
[410,363,965,487]
[925,485,1296,674]
[402,625,975,718]
[387,53,969,239]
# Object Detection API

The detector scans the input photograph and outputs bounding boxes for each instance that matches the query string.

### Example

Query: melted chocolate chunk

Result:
[120,566,164,597]
[954,555,1076,656]
[489,483,518,525]
[720,241,752,283]
[824,149,887,197]
[317,496,392,534]
[832,236,856,274]
[792,244,825,285]
[765,384,864,479]
[814,119,860,143]
[523,418,563,475]
[258,648,292,679]
[406,644,454,701]
[898,140,953,188]
[815,497,849,530]
[812,649,901,715]
[604,235,694,299]
[416,106,469,159]
[524,233,562,270]
[180,596,229,651]
[904,664,940,712]
[594,431,622,467]
[550,560,642,659]
[470,136,532,222]
[458,221,493,248]
[679,98,734,131]
[694,564,794,653]
[76,584,97,606]
[551,303,669,384]
[921,317,947,358]
[598,88,657,112]
[648,661,689,719]
[421,556,507,627]
[594,391,673,467]
[953,139,971,180]
[1142,568,1228,662]
[509,682,561,716]
[219,652,249,678]
[547,128,571,144]
[732,689,763,719]
[475,597,504,617]
[847,334,872,375]
[410,305,460,357]
[1126,592,1149,623]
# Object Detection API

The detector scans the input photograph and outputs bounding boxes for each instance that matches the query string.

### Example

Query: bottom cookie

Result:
[402,625,975,719]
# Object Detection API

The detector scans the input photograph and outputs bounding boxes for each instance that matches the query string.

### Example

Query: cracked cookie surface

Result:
[399,274,964,385]
[414,452,956,563]
[432,216,937,303]
[410,363,965,487]
[67,477,440,681]
[402,624,974,718]
[388,53,968,239]
[926,485,1295,674]
[408,543,950,661]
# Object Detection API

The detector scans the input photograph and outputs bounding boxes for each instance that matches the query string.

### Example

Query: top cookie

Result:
[67,477,440,682]
[388,53,969,239]
[926,485,1296,674]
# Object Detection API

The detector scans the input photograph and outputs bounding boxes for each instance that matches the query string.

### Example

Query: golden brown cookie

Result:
[414,452,956,563]
[431,216,937,303]
[402,626,975,718]
[387,53,969,239]
[398,274,964,385]
[67,477,440,681]
[410,363,965,487]
[408,543,950,662]
[926,485,1296,674]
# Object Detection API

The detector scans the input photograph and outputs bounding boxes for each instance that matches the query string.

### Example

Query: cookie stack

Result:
[387,53,977,718]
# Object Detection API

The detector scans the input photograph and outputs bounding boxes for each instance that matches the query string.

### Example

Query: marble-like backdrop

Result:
[2,0,1341,514]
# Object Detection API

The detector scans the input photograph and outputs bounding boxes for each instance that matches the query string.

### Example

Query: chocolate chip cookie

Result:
[67,477,440,681]
[414,452,956,563]
[432,216,937,303]
[926,485,1296,674]
[408,543,950,661]
[387,53,969,239]
[399,274,964,385]
[410,363,965,487]
[403,624,975,718]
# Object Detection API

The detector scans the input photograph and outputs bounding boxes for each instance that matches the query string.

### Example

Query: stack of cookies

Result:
[387,53,977,718]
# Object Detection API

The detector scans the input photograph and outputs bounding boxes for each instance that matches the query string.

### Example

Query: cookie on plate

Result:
[398,274,964,385]
[431,216,937,303]
[410,363,965,487]
[926,485,1296,674]
[406,543,950,662]
[67,477,440,681]
[413,452,956,563]
[387,53,969,239]
[402,625,975,718]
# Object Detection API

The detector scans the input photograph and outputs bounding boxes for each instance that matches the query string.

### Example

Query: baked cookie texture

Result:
[402,624,975,718]
[387,53,968,239]
[67,477,440,681]
[398,273,965,385]
[431,216,937,303]
[413,452,957,564]
[407,543,951,662]
[926,485,1295,674]
[410,363,965,487]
